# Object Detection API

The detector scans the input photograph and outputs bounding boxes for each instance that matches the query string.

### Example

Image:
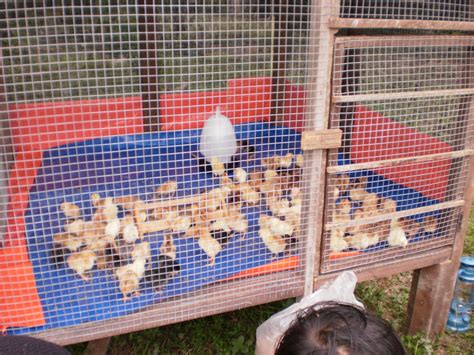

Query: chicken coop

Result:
[0,0,473,346]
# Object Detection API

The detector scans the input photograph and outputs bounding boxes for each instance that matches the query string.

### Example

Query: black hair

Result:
[275,301,407,355]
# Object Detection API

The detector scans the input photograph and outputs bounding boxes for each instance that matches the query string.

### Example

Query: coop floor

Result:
[9,122,303,335]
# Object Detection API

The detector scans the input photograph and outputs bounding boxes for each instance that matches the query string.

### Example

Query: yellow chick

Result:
[334,173,350,199]
[160,234,177,260]
[261,156,279,170]
[53,232,83,252]
[295,154,304,168]
[67,250,97,281]
[346,232,371,250]
[60,202,81,219]
[240,183,260,205]
[211,157,225,177]
[233,168,247,184]
[248,169,264,191]
[80,222,103,248]
[221,174,235,194]
[349,177,369,202]
[269,217,295,237]
[132,242,151,262]
[116,257,147,280]
[104,218,121,247]
[102,197,119,222]
[379,197,397,214]
[399,217,421,239]
[210,218,231,233]
[269,198,291,217]
[330,228,348,252]
[198,228,222,266]
[64,219,85,236]
[332,199,351,224]
[91,193,102,207]
[171,216,192,234]
[278,153,294,169]
[156,180,178,197]
[226,214,248,234]
[422,216,438,233]
[118,270,140,301]
[264,169,278,183]
[362,193,379,218]
[387,218,408,247]
[259,227,286,257]
[121,214,139,244]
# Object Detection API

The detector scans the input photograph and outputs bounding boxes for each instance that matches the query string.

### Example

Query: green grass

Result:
[67,208,474,354]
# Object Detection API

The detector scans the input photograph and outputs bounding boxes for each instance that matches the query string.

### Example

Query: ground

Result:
[66,207,473,355]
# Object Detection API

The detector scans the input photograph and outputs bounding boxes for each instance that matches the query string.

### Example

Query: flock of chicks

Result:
[51,151,303,301]
[330,174,439,253]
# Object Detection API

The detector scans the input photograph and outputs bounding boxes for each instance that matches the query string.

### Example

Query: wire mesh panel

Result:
[0,0,337,342]
[322,36,474,273]
[340,0,474,22]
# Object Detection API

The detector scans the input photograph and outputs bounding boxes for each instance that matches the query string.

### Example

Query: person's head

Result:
[275,301,406,355]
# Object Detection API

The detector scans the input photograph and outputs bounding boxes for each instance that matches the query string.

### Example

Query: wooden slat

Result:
[334,35,474,49]
[329,17,474,32]
[325,200,465,230]
[301,129,342,151]
[302,0,339,295]
[327,149,474,174]
[316,246,452,284]
[31,271,304,346]
[332,88,474,104]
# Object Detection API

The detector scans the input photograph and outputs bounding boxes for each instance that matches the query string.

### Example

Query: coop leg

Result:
[405,261,459,338]
[84,337,111,355]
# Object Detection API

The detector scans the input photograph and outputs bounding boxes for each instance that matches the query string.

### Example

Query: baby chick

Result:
[121,214,139,244]
[268,198,291,217]
[60,202,81,220]
[264,169,278,183]
[349,177,369,202]
[64,219,85,236]
[233,168,247,184]
[102,197,119,222]
[295,154,304,168]
[104,218,121,248]
[334,173,350,199]
[160,235,177,260]
[387,218,408,248]
[240,183,260,205]
[67,250,97,281]
[422,216,438,233]
[332,199,351,224]
[198,228,222,266]
[171,216,192,234]
[379,197,397,214]
[259,227,286,258]
[226,214,248,235]
[132,241,151,263]
[211,157,225,177]
[399,217,421,239]
[53,232,83,252]
[116,256,147,281]
[261,156,279,170]
[277,153,294,169]
[91,193,102,207]
[362,193,379,218]
[118,270,140,301]
[330,228,348,252]
[144,255,180,293]
[269,217,295,237]
[155,180,178,198]
[248,169,264,191]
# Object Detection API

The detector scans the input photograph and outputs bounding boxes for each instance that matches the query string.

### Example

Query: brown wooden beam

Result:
[138,0,160,132]
[329,17,474,32]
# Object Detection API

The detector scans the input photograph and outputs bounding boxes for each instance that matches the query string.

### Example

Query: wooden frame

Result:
[1,1,473,350]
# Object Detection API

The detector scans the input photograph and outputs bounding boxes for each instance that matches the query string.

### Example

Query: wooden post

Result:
[303,0,339,295]
[0,47,13,246]
[406,40,474,337]
[138,0,160,132]
[270,0,288,121]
